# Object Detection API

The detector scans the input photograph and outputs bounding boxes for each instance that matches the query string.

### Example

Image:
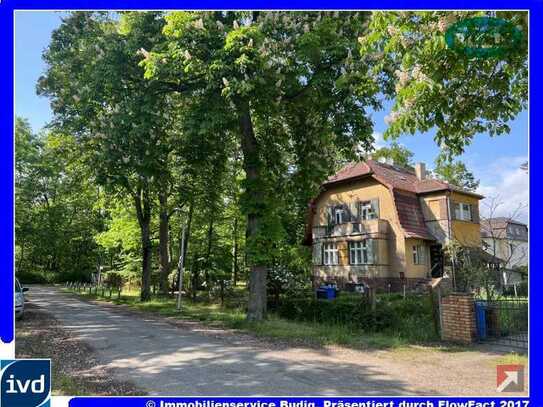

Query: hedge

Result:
[277,293,438,341]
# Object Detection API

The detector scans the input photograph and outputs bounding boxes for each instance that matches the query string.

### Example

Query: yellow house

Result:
[303,159,484,291]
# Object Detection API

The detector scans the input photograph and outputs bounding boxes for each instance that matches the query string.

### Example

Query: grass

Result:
[493,353,529,366]
[63,287,432,350]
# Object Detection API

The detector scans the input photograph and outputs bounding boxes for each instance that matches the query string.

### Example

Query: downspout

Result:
[446,190,457,290]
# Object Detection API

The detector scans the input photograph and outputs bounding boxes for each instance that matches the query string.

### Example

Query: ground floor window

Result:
[349,240,374,265]
[413,244,426,265]
[323,243,339,265]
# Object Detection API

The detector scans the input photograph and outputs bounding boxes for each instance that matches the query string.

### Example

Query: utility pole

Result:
[176,226,186,311]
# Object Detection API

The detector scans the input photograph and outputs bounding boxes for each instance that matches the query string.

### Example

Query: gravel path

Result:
[27,285,525,396]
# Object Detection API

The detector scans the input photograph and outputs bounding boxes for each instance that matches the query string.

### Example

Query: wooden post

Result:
[430,285,442,336]
[368,287,376,311]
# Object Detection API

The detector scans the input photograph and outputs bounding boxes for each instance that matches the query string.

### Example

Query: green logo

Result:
[445,16,523,58]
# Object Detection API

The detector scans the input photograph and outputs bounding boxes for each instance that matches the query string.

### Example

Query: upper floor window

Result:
[323,243,339,265]
[334,207,345,224]
[454,202,472,221]
[349,240,374,265]
[413,244,426,265]
[359,201,377,220]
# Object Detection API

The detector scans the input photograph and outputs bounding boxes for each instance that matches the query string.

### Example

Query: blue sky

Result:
[15,11,529,222]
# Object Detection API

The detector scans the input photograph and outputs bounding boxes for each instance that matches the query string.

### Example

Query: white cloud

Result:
[476,157,529,223]
[372,131,386,149]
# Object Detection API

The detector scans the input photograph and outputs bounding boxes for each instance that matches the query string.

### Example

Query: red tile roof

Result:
[303,159,484,245]
[325,160,483,198]
[393,190,435,240]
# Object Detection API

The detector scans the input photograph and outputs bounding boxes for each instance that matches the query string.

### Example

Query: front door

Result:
[429,244,444,278]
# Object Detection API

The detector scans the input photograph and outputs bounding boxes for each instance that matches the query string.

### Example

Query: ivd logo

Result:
[1,359,51,407]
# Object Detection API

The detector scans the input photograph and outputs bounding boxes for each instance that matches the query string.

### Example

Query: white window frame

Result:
[454,202,472,221]
[334,207,345,224]
[349,241,368,265]
[323,243,339,265]
[413,245,425,265]
[359,201,375,221]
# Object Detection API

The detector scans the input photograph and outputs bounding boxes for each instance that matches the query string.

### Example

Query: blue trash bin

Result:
[475,301,487,340]
[316,288,327,299]
[325,287,337,300]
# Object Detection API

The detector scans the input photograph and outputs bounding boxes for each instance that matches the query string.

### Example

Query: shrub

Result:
[276,292,437,342]
[16,270,52,284]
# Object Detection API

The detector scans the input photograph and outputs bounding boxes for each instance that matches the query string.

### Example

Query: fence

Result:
[475,298,528,350]
[65,281,123,299]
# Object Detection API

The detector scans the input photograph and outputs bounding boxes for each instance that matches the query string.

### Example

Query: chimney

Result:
[415,162,426,180]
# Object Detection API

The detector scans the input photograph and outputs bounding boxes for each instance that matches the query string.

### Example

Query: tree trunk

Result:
[232,217,238,286]
[18,239,26,273]
[134,182,153,302]
[177,200,194,297]
[158,191,170,295]
[238,100,267,321]
[204,216,214,287]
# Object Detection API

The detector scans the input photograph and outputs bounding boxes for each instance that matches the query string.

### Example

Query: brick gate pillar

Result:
[441,293,477,344]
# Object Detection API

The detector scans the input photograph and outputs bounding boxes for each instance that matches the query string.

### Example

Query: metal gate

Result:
[475,299,528,350]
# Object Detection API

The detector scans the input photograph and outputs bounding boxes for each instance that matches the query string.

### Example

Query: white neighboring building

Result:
[481,218,528,287]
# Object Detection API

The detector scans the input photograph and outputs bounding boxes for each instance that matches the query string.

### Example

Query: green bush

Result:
[277,293,437,342]
[16,269,93,284]
[16,270,52,284]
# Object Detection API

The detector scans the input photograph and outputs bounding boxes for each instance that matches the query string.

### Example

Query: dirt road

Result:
[26,285,525,396]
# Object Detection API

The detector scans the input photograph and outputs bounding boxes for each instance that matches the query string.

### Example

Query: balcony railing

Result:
[312,219,388,239]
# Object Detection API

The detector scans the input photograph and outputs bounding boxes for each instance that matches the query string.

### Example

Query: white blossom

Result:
[222,77,229,86]
[394,69,409,88]
[138,48,150,59]
[216,20,224,31]
[438,14,456,33]
[411,64,428,82]
[184,50,192,60]
[387,25,400,36]
[233,20,239,29]
[403,98,415,109]
[194,18,204,29]
[384,110,401,125]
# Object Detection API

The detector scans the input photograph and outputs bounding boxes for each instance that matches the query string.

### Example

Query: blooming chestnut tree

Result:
[140,11,380,321]
[359,11,527,156]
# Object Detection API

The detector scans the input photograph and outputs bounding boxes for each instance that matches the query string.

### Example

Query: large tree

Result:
[15,117,103,281]
[432,153,479,191]
[38,12,174,300]
[140,11,379,320]
[360,11,527,155]
[371,141,414,168]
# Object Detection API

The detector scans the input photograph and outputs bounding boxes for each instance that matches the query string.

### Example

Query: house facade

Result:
[303,160,484,291]
[481,218,528,286]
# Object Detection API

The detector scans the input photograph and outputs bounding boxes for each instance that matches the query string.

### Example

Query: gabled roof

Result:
[303,159,484,245]
[325,160,484,198]
[481,217,528,238]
